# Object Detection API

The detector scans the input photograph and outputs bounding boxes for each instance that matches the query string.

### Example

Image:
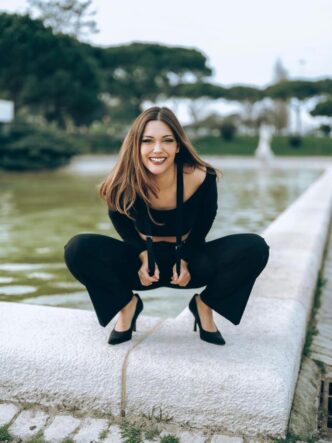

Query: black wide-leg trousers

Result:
[63,233,270,327]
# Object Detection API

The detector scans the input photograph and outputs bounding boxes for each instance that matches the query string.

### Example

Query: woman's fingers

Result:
[170,263,191,287]
[139,263,160,286]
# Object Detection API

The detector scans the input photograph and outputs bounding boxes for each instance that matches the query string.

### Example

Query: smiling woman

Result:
[63,106,270,347]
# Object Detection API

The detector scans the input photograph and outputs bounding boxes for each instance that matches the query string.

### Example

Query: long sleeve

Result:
[181,173,218,262]
[108,208,147,256]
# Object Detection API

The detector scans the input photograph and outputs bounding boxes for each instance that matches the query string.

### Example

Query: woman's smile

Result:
[149,156,167,165]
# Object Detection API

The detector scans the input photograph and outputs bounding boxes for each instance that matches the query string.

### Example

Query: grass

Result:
[98,427,109,440]
[303,272,326,357]
[144,425,160,440]
[119,417,179,443]
[271,135,332,156]
[194,135,258,155]
[142,406,173,423]
[24,430,47,443]
[192,134,332,156]
[120,420,143,443]
[0,425,14,442]
[160,436,180,443]
[273,434,319,443]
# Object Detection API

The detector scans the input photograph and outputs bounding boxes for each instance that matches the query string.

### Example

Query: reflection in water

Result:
[0,157,322,317]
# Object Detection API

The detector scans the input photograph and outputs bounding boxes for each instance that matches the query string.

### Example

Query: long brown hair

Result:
[98,106,222,223]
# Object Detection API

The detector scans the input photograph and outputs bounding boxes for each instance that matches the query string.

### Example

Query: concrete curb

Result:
[1,167,332,438]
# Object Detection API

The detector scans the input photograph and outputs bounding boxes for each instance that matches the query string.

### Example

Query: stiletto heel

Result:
[188,294,226,345]
[108,293,143,345]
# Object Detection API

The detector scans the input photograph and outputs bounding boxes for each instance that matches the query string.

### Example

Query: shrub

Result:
[0,120,81,171]
[219,120,237,141]
[319,124,331,137]
[288,135,302,148]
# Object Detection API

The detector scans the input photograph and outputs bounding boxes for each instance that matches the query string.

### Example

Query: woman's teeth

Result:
[149,157,167,164]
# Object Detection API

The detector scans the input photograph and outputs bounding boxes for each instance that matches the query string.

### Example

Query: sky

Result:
[1,0,332,88]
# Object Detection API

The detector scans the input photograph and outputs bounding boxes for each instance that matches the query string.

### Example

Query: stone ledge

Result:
[0,302,162,416]
[1,167,332,438]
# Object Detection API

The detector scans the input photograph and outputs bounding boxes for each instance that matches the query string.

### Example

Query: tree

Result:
[311,99,332,117]
[223,85,263,134]
[265,80,320,134]
[168,82,226,127]
[0,13,103,128]
[87,42,214,120]
[27,0,98,39]
[311,99,332,135]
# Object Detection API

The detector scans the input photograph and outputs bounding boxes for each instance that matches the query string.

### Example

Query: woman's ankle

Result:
[196,295,212,313]
[121,294,137,312]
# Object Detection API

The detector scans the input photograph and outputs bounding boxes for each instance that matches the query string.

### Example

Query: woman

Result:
[64,106,270,346]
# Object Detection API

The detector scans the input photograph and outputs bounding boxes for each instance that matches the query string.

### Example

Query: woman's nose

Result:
[152,142,162,151]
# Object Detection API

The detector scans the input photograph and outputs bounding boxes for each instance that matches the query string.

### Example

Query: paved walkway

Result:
[0,401,247,443]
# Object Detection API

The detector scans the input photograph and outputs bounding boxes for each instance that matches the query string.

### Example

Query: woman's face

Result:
[140,120,179,175]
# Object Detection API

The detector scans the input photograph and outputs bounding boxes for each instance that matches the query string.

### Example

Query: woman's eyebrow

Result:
[142,134,174,138]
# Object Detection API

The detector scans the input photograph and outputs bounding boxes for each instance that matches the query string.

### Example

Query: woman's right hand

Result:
[138,250,160,286]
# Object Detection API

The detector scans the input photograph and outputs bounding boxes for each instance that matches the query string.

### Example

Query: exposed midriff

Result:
[137,230,191,243]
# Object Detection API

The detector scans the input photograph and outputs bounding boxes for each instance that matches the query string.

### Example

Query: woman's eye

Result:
[142,139,173,143]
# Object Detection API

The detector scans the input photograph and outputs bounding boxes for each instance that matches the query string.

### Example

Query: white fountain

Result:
[255,123,275,163]
[0,99,14,123]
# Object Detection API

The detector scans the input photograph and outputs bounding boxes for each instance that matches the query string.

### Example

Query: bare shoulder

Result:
[183,164,207,196]
[183,164,207,183]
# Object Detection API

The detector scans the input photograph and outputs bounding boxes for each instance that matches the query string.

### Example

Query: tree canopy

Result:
[1,12,331,130]
[0,13,103,127]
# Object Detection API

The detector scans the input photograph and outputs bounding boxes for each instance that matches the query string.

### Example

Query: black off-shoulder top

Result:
[108,168,218,263]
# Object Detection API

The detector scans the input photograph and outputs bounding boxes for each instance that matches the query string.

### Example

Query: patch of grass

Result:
[0,425,14,442]
[61,438,75,443]
[272,135,332,156]
[119,418,162,443]
[315,359,326,374]
[98,428,109,440]
[194,135,258,156]
[144,425,160,440]
[192,134,332,156]
[303,273,326,357]
[160,435,180,443]
[120,420,143,443]
[25,430,47,443]
[273,434,319,443]
[142,406,173,423]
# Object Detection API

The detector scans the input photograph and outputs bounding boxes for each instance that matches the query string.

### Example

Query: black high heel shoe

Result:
[108,293,143,345]
[188,294,226,345]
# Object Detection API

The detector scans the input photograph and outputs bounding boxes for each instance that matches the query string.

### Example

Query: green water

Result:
[0,157,322,318]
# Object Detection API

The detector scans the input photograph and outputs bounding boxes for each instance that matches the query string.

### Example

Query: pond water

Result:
[0,156,322,319]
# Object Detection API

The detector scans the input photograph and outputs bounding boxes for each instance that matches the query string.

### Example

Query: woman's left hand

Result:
[170,259,191,287]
